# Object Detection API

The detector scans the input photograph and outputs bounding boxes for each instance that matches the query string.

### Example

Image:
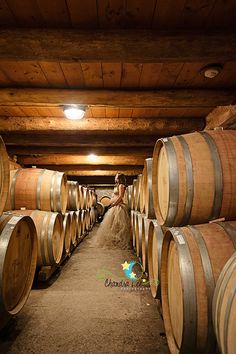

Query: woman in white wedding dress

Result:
[96,173,132,249]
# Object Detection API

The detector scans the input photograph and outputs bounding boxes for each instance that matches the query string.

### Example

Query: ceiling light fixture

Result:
[201,64,223,79]
[88,153,98,162]
[64,105,87,120]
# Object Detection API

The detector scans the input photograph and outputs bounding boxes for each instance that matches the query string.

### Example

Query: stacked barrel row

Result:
[0,138,37,329]
[129,130,236,354]
[66,181,97,248]
[0,143,97,329]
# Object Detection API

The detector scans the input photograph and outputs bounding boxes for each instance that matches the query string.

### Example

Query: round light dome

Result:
[64,105,86,120]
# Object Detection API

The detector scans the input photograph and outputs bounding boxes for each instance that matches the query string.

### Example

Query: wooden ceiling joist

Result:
[205,105,236,129]
[0,88,234,107]
[64,170,142,177]
[0,117,205,134]
[7,146,153,156]
[1,133,158,146]
[0,30,236,62]
[17,154,147,166]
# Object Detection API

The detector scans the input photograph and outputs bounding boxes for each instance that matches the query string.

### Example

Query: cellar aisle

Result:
[0,226,169,354]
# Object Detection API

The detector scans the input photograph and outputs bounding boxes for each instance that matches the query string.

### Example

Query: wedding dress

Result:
[95,185,132,249]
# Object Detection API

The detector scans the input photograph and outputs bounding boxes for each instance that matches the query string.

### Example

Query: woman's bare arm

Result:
[112,184,125,206]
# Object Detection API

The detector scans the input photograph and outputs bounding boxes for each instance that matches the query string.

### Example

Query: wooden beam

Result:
[1,133,159,147]
[0,30,236,62]
[0,116,205,134]
[0,88,234,107]
[7,146,153,156]
[205,105,236,129]
[18,154,147,166]
[26,165,144,171]
[65,170,142,176]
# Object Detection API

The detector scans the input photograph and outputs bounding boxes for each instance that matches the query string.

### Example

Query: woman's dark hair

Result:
[115,173,126,186]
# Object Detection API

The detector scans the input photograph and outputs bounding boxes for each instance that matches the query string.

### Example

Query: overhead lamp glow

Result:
[88,154,98,162]
[64,105,86,120]
[201,64,223,79]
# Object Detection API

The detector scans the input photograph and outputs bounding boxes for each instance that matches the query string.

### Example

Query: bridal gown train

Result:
[96,203,132,249]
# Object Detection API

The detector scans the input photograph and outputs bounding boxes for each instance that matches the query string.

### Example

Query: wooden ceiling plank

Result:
[206,0,236,28]
[0,0,15,25]
[0,88,234,107]
[125,0,156,28]
[139,63,163,89]
[152,0,186,28]
[6,0,44,26]
[1,30,236,62]
[60,62,84,88]
[120,63,142,88]
[66,0,98,28]
[81,62,103,88]
[98,0,125,28]
[156,63,184,88]
[105,107,119,118]
[102,62,122,89]
[179,0,216,28]
[174,62,206,88]
[35,0,71,27]
[39,62,68,88]
[119,108,133,118]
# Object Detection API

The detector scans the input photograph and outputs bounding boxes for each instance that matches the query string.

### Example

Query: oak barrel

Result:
[80,209,86,235]
[67,181,80,211]
[0,213,37,328]
[134,174,142,211]
[135,213,145,259]
[96,202,105,216]
[69,211,77,246]
[153,131,236,226]
[75,210,82,239]
[141,158,155,219]
[5,168,68,214]
[212,252,236,354]
[63,213,71,255]
[161,221,236,354]
[14,210,64,267]
[147,220,166,299]
[0,136,9,217]
[100,195,111,207]
[131,179,137,210]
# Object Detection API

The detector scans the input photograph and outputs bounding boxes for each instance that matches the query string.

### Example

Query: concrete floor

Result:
[0,225,170,354]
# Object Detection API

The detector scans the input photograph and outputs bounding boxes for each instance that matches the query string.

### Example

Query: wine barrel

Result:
[212,252,236,354]
[153,131,236,226]
[134,174,142,212]
[96,202,105,217]
[147,220,166,299]
[91,191,97,207]
[78,185,84,208]
[75,210,82,239]
[80,209,86,235]
[69,211,77,246]
[131,179,137,210]
[63,213,71,255]
[13,210,64,266]
[127,185,132,210]
[0,136,9,217]
[67,181,80,211]
[133,211,140,250]
[5,168,68,214]
[100,195,111,207]
[82,187,89,209]
[90,207,95,227]
[141,158,155,219]
[135,213,145,259]
[161,221,236,354]
[0,213,37,329]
